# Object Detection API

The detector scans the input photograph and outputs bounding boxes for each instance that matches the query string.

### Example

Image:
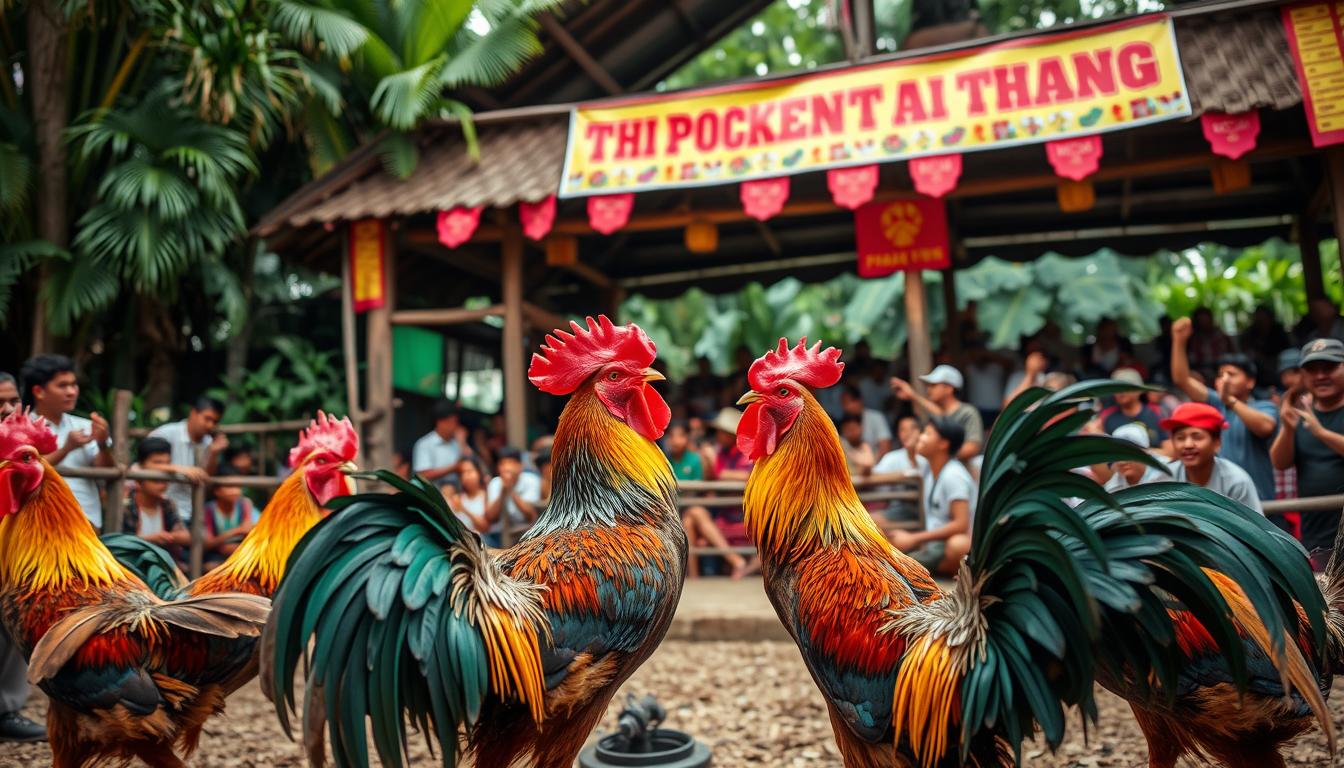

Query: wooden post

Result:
[905,270,933,391]
[940,267,960,363]
[502,224,527,452]
[102,389,133,534]
[339,234,366,470]
[1327,147,1344,279]
[364,223,396,473]
[188,445,206,579]
[1299,213,1327,303]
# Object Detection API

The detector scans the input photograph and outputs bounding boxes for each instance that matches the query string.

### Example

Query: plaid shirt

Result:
[1275,466,1298,500]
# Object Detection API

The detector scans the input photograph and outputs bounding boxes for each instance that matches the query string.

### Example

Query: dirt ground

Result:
[2,640,1341,767]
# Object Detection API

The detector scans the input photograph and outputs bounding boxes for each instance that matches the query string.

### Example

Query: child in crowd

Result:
[125,437,191,567]
[202,465,260,570]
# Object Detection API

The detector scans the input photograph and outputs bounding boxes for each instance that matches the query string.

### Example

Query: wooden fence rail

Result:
[55,463,1344,573]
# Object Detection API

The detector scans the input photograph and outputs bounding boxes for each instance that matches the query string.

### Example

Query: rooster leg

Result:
[1127,704,1183,768]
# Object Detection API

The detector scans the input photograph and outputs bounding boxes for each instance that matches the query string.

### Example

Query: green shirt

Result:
[667,450,704,483]
[1293,404,1344,554]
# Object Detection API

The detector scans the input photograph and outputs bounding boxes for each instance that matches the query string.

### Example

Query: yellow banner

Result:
[559,16,1188,197]
[349,219,386,313]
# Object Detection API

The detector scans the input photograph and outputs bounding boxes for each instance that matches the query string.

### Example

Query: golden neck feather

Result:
[0,462,134,593]
[192,468,322,596]
[742,391,891,562]
[535,384,677,532]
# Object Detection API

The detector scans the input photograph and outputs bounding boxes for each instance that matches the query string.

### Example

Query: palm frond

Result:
[39,255,119,337]
[438,14,543,88]
[377,132,419,180]
[272,0,371,58]
[0,240,69,326]
[370,54,447,130]
[0,141,32,215]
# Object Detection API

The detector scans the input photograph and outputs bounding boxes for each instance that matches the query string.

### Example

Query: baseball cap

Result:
[1112,422,1151,449]
[918,364,964,390]
[1159,402,1229,434]
[1300,338,1344,366]
[1277,348,1302,375]
[1110,367,1144,387]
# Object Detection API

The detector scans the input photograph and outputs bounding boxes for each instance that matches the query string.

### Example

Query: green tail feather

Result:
[262,469,533,768]
[958,381,1326,761]
[100,532,187,599]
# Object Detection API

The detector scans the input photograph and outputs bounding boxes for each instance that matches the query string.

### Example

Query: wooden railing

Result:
[53,461,1344,578]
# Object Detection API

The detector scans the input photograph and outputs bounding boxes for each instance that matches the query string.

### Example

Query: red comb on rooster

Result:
[748,337,845,392]
[288,410,358,468]
[529,315,669,440]
[0,409,57,456]
[738,338,844,460]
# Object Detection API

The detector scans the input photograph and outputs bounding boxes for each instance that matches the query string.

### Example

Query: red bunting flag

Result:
[828,165,879,209]
[741,177,790,220]
[436,207,482,248]
[520,196,557,240]
[587,193,635,234]
[909,154,962,198]
[1045,135,1103,180]
[1201,112,1260,159]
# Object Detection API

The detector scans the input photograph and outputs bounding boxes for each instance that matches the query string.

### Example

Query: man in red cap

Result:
[1160,402,1262,514]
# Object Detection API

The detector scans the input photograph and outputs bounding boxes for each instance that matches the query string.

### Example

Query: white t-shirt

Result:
[860,409,892,450]
[486,472,542,534]
[922,459,977,532]
[457,490,486,531]
[412,430,462,483]
[44,413,105,528]
[147,420,212,522]
[1162,457,1264,515]
[873,448,927,476]
[1103,465,1167,492]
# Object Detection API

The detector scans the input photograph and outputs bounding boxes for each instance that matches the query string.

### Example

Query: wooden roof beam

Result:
[538,12,623,96]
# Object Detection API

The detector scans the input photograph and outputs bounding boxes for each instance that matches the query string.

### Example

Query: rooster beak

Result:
[642,368,665,383]
[338,461,358,474]
[736,391,762,406]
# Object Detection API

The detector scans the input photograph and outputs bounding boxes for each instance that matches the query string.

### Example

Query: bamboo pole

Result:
[188,445,206,579]
[102,389,133,534]
[904,270,933,393]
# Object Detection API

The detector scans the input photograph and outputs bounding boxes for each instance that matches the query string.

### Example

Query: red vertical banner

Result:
[854,199,950,278]
[349,219,386,313]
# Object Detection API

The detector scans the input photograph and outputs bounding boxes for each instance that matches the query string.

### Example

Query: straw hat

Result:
[710,407,742,434]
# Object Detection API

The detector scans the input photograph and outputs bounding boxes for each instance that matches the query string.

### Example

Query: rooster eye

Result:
[608,371,620,381]
[778,387,790,397]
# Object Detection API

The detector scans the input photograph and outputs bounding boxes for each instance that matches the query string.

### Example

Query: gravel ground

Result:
[2,641,1341,767]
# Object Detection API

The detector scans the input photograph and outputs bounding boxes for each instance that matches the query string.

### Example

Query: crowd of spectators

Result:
[648,298,1344,576]
[5,298,1344,583]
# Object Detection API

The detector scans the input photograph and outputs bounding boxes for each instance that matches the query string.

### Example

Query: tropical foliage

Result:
[625,242,1340,380]
[1,0,558,413]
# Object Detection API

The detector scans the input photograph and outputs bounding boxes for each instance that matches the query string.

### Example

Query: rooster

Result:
[0,411,271,767]
[735,339,1335,768]
[103,412,357,707]
[108,411,359,600]
[263,315,687,768]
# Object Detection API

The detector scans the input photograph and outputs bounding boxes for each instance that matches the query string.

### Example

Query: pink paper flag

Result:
[520,196,557,240]
[587,193,634,235]
[436,207,482,248]
[909,154,962,198]
[828,165,879,209]
[1045,135,1103,181]
[740,177,790,221]
[1201,111,1260,160]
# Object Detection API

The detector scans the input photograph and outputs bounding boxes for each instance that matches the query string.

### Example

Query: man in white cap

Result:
[890,364,984,460]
